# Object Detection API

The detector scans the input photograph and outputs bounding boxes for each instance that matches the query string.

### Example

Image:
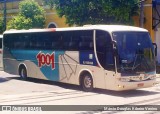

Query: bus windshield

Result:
[112,32,155,75]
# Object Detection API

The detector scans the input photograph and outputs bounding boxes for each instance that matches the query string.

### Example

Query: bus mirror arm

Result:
[112,40,118,56]
[112,40,117,45]
[152,43,157,56]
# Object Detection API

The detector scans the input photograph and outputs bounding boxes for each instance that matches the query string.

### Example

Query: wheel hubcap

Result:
[84,76,92,88]
[21,69,25,78]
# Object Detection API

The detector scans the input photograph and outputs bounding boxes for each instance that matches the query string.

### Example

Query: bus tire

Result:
[19,66,27,80]
[80,72,93,92]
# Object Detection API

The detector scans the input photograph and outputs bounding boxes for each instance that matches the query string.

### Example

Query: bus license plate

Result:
[137,83,144,87]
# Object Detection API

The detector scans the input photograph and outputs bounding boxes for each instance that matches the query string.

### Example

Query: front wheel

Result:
[19,66,27,80]
[81,73,93,92]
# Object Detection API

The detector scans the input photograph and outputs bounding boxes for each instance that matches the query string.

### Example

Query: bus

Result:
[0,35,3,70]
[3,25,157,91]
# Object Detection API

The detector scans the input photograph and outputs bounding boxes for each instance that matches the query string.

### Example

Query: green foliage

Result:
[7,16,32,29]
[7,0,46,30]
[43,0,55,9]
[0,17,4,33]
[43,0,139,26]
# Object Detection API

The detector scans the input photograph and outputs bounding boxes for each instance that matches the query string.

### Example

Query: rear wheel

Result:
[81,73,93,92]
[19,66,27,80]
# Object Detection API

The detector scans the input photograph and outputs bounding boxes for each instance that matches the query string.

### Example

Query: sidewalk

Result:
[156,74,160,84]
[156,73,160,76]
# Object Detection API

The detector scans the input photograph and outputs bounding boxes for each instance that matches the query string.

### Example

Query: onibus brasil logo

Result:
[36,51,55,70]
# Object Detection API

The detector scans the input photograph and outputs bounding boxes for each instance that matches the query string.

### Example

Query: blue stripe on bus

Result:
[11,50,65,81]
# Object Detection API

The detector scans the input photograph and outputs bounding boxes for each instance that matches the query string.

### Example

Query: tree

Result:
[7,16,32,30]
[43,0,139,26]
[7,0,46,30]
[0,17,4,33]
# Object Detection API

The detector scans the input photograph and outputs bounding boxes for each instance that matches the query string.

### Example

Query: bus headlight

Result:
[119,78,130,82]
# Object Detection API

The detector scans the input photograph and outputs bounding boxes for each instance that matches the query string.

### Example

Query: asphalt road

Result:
[0,71,160,114]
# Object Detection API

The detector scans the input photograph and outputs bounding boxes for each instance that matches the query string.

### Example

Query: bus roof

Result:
[4,25,148,34]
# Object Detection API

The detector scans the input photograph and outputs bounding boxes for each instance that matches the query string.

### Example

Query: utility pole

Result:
[140,0,144,28]
[3,0,6,31]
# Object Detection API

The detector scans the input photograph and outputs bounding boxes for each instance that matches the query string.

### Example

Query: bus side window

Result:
[41,32,61,50]
[79,41,91,50]
[36,33,45,49]
[45,42,51,49]
[12,34,25,49]
[29,34,37,49]
[69,31,85,51]
[69,37,79,51]
[14,42,24,49]
[79,31,93,51]
[69,41,78,50]
[36,42,45,49]
[44,32,52,50]
[52,32,62,50]
[5,36,13,49]
[61,32,71,50]
[79,41,86,50]
[96,30,114,70]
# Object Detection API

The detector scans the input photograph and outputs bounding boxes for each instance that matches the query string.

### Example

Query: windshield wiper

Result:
[132,54,150,71]
[132,54,140,70]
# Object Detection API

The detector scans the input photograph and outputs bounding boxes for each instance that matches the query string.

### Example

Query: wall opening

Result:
[48,22,57,28]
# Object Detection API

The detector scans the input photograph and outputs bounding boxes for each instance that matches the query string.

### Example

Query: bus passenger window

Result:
[96,30,114,71]
[68,36,79,50]
[69,41,78,50]
[79,35,93,50]
[36,42,45,49]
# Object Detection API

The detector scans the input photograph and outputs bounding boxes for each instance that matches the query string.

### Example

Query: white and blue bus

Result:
[3,25,157,91]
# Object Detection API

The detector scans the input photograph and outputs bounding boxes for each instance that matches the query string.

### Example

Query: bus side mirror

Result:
[112,40,117,48]
[112,40,118,56]
[152,43,157,56]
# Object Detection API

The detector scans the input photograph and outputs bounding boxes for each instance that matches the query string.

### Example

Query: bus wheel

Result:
[19,66,27,80]
[81,73,93,92]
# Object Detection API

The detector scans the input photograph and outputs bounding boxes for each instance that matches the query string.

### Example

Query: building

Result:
[130,0,160,64]
[152,0,160,64]
[0,0,68,28]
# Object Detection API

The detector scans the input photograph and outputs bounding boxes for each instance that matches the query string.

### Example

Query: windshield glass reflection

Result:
[113,32,155,75]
